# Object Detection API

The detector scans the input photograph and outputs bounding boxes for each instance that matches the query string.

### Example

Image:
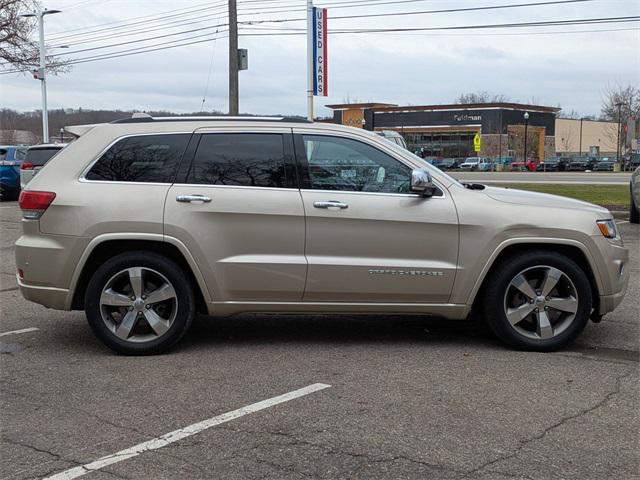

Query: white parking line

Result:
[616,220,630,225]
[0,327,39,337]
[44,383,331,480]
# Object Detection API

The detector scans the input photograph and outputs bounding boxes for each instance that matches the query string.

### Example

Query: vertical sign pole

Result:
[307,0,314,121]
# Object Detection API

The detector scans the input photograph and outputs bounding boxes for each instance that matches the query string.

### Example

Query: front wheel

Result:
[483,251,592,351]
[85,251,195,355]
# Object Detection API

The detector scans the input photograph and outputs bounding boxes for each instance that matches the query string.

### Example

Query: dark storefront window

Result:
[404,132,476,158]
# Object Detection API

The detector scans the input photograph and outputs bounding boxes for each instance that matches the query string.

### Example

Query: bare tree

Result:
[601,84,640,122]
[455,91,510,104]
[0,0,69,73]
[600,84,640,157]
[559,128,574,153]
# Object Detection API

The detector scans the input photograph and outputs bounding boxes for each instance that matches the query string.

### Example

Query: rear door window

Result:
[186,133,288,187]
[86,134,189,182]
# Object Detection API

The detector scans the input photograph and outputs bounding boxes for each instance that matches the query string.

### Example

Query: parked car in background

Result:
[15,115,628,354]
[20,143,67,189]
[375,130,408,149]
[625,153,640,170]
[510,158,538,172]
[536,157,562,172]
[631,166,640,224]
[459,157,492,171]
[567,156,597,171]
[593,159,616,172]
[0,145,27,201]
[432,158,460,171]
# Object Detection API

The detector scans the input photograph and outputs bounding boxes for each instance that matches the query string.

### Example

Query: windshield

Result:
[25,147,63,166]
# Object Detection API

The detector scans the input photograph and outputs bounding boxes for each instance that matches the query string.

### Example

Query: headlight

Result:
[596,219,618,238]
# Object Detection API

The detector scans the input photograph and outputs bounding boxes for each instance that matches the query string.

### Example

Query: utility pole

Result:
[20,8,61,143]
[578,117,583,157]
[228,0,238,115]
[306,0,314,121]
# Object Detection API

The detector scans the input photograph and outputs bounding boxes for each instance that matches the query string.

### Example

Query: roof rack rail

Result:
[110,115,311,124]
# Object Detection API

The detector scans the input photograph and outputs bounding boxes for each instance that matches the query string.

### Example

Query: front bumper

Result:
[592,236,629,315]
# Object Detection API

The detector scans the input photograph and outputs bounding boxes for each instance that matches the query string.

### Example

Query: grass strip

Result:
[484,183,629,210]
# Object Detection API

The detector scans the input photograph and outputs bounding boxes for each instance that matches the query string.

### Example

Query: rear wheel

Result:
[85,251,195,355]
[483,251,592,351]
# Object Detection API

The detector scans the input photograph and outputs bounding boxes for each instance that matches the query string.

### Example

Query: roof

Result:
[371,102,561,113]
[325,103,398,110]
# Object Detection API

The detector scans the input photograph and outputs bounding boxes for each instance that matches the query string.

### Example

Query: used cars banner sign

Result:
[313,7,328,96]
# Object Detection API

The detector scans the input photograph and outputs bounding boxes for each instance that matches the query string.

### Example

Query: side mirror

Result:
[410,168,437,197]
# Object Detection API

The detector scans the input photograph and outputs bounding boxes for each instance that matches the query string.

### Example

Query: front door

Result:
[294,132,459,304]
[164,129,306,303]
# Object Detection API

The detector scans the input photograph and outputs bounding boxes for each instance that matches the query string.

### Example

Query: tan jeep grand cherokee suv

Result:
[16,116,629,354]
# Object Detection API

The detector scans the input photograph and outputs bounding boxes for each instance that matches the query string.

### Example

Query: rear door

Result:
[164,128,306,303]
[294,130,459,304]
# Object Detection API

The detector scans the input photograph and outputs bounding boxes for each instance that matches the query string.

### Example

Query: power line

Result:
[49,20,229,57]
[47,0,228,40]
[200,28,221,112]
[240,0,603,24]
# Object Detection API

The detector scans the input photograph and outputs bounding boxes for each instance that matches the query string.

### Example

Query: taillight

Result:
[20,162,34,170]
[19,191,56,219]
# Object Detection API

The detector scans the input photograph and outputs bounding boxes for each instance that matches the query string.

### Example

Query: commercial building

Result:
[327,102,559,160]
[555,118,619,157]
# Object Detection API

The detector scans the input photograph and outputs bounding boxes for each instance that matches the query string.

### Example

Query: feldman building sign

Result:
[454,114,482,122]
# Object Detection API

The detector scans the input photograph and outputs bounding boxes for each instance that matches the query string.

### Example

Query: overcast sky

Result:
[1,0,638,117]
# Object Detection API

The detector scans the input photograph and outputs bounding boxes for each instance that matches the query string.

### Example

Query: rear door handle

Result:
[313,200,348,209]
[176,194,212,204]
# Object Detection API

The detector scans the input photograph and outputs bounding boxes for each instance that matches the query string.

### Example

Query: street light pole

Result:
[20,9,61,144]
[523,111,529,166]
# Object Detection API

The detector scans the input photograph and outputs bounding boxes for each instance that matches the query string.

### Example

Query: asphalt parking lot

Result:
[1,201,638,480]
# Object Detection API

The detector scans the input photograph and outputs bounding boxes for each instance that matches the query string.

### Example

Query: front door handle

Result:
[176,194,212,204]
[313,200,348,209]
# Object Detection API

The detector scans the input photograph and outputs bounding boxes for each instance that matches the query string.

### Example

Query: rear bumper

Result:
[17,275,70,310]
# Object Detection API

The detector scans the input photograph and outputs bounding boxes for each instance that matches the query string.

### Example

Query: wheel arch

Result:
[468,239,602,314]
[68,235,210,314]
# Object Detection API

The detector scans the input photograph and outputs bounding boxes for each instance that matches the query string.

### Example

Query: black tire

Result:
[630,184,639,224]
[483,250,592,352]
[85,251,195,355]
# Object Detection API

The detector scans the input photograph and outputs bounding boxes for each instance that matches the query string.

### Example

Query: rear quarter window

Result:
[85,134,190,183]
[25,147,64,166]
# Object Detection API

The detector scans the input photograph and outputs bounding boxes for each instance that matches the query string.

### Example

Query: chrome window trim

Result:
[300,186,446,200]
[170,183,297,192]
[78,131,191,183]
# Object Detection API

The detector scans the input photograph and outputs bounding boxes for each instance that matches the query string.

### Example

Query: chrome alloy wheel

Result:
[99,267,178,343]
[503,265,579,340]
